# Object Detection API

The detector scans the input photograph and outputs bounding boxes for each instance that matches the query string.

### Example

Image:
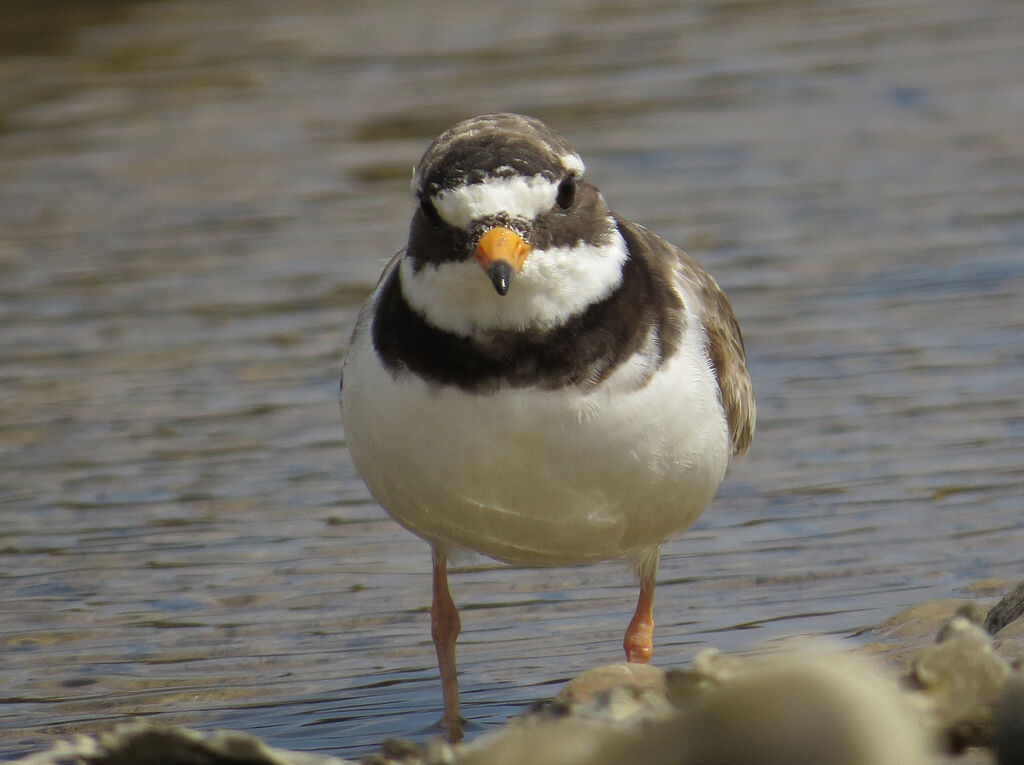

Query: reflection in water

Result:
[1,0,1023,758]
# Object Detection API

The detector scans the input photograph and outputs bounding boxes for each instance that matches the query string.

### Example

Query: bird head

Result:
[399,113,628,336]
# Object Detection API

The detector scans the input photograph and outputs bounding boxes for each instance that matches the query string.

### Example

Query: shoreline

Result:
[12,580,1023,765]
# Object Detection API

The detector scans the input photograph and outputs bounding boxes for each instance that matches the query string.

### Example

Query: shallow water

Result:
[2,0,1023,758]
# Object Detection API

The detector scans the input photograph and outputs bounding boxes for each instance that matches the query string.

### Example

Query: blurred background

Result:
[1,0,1022,758]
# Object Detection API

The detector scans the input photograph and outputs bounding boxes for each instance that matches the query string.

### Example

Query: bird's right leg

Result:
[431,550,463,741]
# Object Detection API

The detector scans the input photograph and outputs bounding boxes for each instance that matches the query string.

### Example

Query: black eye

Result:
[419,196,443,227]
[556,175,576,210]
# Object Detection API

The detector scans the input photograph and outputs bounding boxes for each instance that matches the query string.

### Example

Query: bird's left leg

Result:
[623,550,658,663]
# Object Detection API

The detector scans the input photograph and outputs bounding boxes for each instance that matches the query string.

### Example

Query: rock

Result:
[12,721,355,765]
[863,599,987,673]
[985,581,1024,636]
[987,581,1024,670]
[910,617,1014,752]
[665,650,931,765]
[556,661,667,705]
[458,648,930,765]
[993,675,1024,765]
[455,682,675,765]
[663,648,744,710]
[993,616,1024,670]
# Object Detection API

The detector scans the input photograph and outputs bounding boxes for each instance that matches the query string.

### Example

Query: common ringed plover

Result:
[341,113,755,740]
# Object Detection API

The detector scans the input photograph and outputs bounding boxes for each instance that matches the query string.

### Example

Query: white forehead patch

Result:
[432,174,559,230]
[560,152,585,176]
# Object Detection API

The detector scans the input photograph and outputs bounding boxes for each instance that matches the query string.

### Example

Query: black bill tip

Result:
[487,260,514,296]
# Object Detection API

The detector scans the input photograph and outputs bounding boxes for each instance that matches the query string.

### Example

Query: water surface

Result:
[2,0,1023,758]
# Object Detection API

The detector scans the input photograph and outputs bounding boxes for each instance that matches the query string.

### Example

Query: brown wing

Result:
[690,258,756,456]
[616,217,755,456]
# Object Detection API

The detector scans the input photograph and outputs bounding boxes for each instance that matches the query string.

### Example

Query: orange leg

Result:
[431,553,463,741]
[623,575,655,663]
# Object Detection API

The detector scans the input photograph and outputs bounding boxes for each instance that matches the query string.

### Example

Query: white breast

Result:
[341,295,731,568]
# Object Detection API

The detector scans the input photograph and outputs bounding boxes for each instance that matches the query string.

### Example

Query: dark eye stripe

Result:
[419,196,443,227]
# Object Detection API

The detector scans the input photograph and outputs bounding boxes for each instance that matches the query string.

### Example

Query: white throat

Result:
[399,228,629,336]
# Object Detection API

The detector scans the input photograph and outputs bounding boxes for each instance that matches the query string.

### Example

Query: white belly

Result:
[342,310,730,568]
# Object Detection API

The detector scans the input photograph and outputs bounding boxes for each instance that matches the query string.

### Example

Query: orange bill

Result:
[474,227,532,273]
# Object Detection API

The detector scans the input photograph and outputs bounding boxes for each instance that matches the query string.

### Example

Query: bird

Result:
[340,113,754,740]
